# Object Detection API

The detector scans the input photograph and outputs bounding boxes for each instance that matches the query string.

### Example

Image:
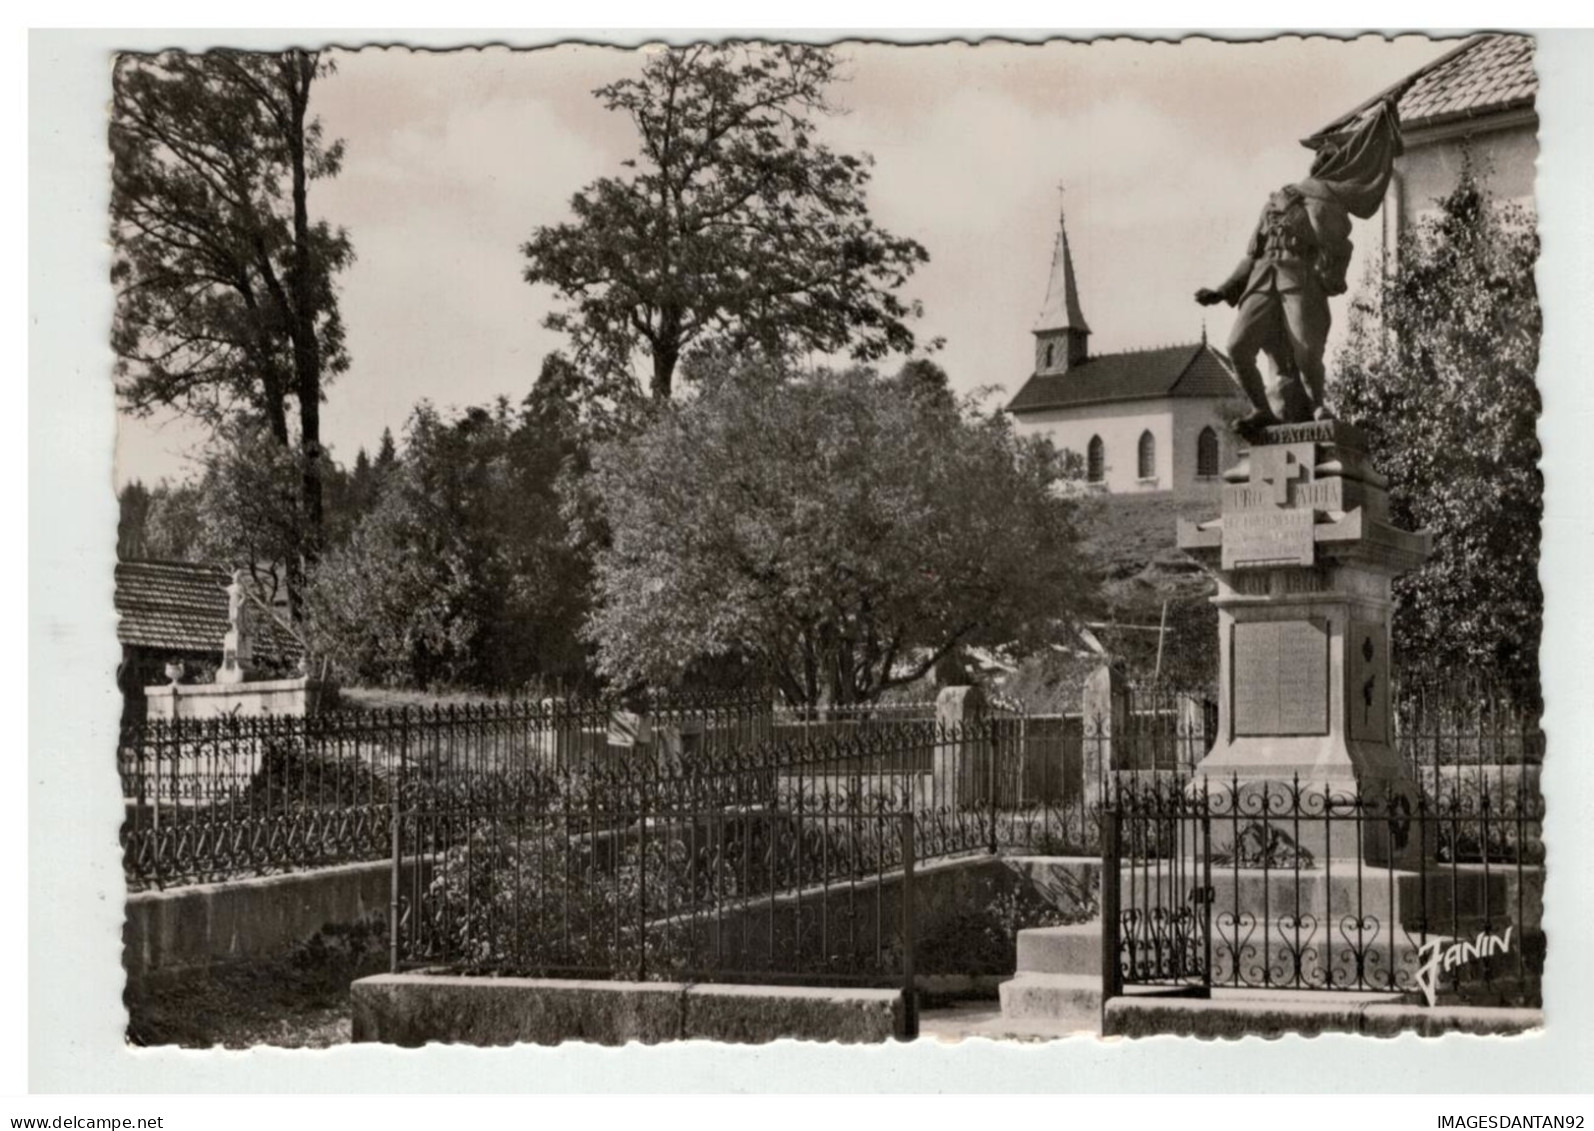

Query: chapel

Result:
[1006,209,1244,497]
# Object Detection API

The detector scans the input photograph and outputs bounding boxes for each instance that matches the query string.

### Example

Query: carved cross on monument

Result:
[1252,445,1309,506]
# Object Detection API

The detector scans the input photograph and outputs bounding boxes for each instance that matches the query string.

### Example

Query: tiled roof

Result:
[1306,34,1536,144]
[1007,342,1241,414]
[115,559,301,660]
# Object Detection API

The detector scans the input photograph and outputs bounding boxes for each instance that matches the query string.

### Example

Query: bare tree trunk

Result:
[283,49,324,619]
[651,342,678,401]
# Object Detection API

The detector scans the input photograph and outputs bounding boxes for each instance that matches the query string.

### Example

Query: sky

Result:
[112,34,1453,486]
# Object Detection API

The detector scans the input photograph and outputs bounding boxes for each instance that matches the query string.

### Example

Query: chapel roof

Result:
[1304,34,1536,147]
[1006,341,1241,414]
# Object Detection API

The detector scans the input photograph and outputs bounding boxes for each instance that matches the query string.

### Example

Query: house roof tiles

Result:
[115,559,301,661]
[1306,34,1536,145]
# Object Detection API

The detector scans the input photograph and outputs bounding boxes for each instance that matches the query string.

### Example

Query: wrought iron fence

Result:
[119,711,401,891]
[388,712,1133,1012]
[395,760,921,992]
[769,699,938,734]
[117,693,773,890]
[118,693,1116,890]
[1102,771,1544,1007]
[120,676,1542,1008]
[1395,680,1544,866]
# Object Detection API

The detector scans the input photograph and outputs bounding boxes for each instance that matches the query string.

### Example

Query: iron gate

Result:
[1100,774,1213,1002]
[1102,772,1544,1007]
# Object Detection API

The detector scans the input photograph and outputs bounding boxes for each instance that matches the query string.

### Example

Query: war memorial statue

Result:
[1196,82,1413,438]
[1178,78,1433,814]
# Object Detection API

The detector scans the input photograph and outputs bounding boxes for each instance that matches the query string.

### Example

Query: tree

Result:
[138,481,206,562]
[305,399,594,691]
[1332,161,1541,692]
[187,420,324,610]
[117,480,154,560]
[583,362,1092,706]
[373,427,398,475]
[110,48,352,577]
[522,44,930,403]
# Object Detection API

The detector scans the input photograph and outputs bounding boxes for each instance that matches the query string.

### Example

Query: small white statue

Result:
[216,569,254,684]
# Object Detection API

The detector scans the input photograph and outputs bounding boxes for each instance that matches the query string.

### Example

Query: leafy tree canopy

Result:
[522,44,931,403]
[111,48,351,561]
[305,397,594,692]
[583,359,1092,706]
[1332,160,1541,692]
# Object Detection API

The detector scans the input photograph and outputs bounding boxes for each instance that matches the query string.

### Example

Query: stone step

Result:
[998,972,1102,1022]
[1015,923,1102,975]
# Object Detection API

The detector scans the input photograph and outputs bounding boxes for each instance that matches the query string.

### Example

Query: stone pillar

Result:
[1176,692,1212,775]
[1177,420,1431,864]
[1081,662,1129,794]
[606,708,653,751]
[934,685,987,810]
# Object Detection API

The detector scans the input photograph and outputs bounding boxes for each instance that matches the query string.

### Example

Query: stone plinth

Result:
[144,676,329,721]
[1080,663,1128,791]
[1177,421,1429,792]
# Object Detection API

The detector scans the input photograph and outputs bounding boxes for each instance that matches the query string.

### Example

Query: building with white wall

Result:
[1305,34,1536,282]
[1006,210,1244,497]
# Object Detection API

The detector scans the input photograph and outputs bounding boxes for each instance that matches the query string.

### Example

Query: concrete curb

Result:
[351,973,909,1046]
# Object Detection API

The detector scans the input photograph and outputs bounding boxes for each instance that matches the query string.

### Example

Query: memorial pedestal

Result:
[1178,421,1430,863]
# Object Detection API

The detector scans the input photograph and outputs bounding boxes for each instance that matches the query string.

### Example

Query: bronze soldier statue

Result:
[1197,86,1410,439]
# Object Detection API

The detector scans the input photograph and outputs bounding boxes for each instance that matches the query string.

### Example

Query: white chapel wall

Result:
[1170,397,1242,498]
[1012,399,1175,493]
[1013,396,1244,496]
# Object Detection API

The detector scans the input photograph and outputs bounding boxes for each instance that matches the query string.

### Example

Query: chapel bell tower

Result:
[1033,203,1091,375]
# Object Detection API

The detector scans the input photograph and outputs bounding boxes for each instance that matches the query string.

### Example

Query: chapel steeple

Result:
[1033,197,1091,375]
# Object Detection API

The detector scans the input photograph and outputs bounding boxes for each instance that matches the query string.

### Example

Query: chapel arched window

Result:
[1197,426,1220,478]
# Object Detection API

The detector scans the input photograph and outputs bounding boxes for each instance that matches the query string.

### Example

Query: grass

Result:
[125,920,386,1049]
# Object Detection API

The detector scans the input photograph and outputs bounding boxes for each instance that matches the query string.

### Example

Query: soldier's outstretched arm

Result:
[1197,207,1264,306]
[1196,257,1252,307]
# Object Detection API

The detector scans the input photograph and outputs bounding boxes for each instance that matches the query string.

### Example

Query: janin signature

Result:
[1414,927,1513,1007]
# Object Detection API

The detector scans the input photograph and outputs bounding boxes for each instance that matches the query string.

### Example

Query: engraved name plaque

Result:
[1232,619,1329,736]
[1222,508,1316,570]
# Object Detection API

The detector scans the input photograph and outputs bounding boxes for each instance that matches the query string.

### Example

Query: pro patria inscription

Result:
[1232,619,1329,736]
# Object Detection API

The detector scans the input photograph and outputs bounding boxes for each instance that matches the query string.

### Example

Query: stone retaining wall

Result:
[124,859,424,981]
[669,853,1099,975]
